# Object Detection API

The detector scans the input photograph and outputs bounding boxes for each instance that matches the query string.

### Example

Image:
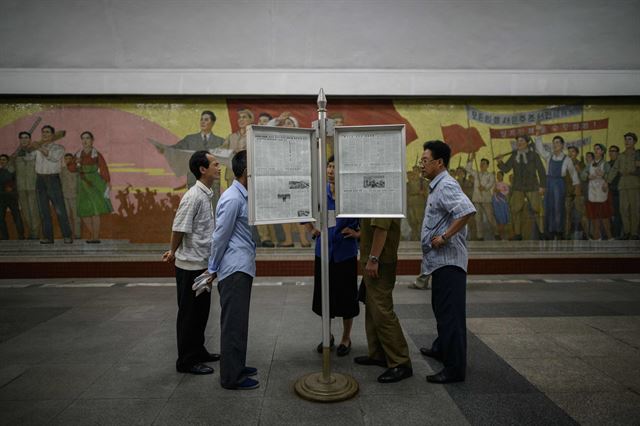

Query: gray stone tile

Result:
[358,394,467,426]
[0,363,28,387]
[260,397,364,426]
[478,334,573,359]
[517,317,602,335]
[549,332,640,358]
[51,398,166,426]
[466,318,532,335]
[579,315,640,332]
[154,397,261,425]
[580,355,640,392]
[0,363,111,400]
[609,329,640,348]
[506,357,623,393]
[80,363,182,399]
[548,391,640,426]
[0,400,72,425]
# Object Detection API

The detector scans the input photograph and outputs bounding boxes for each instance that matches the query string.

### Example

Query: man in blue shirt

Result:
[419,140,476,384]
[208,150,258,390]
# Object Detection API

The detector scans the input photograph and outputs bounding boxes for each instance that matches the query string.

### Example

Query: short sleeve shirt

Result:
[359,218,401,264]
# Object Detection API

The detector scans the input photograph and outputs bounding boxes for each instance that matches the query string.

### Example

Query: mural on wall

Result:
[0,97,638,246]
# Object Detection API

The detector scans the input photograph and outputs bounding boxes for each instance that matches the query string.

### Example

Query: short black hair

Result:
[624,132,638,142]
[81,131,94,140]
[232,150,247,178]
[552,135,565,145]
[64,153,73,158]
[609,145,620,152]
[189,150,210,180]
[258,112,272,120]
[18,131,31,138]
[328,155,334,164]
[480,158,489,165]
[568,146,579,154]
[516,134,531,143]
[594,143,606,152]
[42,125,55,134]
[201,110,216,122]
[0,154,9,161]
[422,140,451,168]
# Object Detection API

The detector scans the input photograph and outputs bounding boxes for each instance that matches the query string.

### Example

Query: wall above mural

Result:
[0,97,638,250]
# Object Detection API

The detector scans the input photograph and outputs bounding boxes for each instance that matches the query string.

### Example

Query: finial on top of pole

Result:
[317,88,327,110]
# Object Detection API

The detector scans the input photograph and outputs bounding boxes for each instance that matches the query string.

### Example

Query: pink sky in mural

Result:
[0,107,186,195]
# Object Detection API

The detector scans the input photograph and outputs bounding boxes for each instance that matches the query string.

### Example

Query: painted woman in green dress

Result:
[74,131,113,243]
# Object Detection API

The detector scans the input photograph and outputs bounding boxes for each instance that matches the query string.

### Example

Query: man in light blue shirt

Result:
[208,150,258,390]
[419,140,475,384]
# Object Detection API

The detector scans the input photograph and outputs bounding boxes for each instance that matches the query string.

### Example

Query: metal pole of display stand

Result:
[294,89,358,402]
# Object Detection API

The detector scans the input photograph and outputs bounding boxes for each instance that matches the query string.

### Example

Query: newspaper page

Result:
[248,127,314,224]
[336,126,406,217]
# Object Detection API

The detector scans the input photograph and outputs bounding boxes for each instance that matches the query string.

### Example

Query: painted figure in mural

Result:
[496,134,546,240]
[35,125,73,244]
[607,145,622,238]
[155,110,225,207]
[406,164,428,240]
[305,156,360,357]
[534,134,580,240]
[0,154,25,239]
[492,171,511,240]
[208,150,260,390]
[133,189,145,214]
[609,132,640,239]
[72,131,113,243]
[564,146,589,240]
[581,143,614,240]
[269,112,310,248]
[116,184,133,217]
[419,140,475,384]
[257,112,272,125]
[454,167,476,239]
[60,153,82,239]
[465,153,497,240]
[11,131,40,239]
[224,108,277,247]
[163,150,221,376]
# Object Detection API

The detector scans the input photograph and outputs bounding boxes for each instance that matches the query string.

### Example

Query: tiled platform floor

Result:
[1,274,639,425]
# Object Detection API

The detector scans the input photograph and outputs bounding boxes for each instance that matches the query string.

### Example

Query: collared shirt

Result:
[172,180,215,270]
[14,149,37,191]
[34,143,65,175]
[609,149,640,189]
[421,171,476,275]
[208,180,256,280]
[359,218,401,264]
[534,138,580,185]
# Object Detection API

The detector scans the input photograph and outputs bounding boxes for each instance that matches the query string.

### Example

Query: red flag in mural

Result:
[440,124,486,155]
[226,98,418,144]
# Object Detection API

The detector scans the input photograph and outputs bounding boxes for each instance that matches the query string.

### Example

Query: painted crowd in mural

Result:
[0,97,638,247]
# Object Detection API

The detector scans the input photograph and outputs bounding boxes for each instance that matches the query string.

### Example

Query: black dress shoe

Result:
[316,335,334,353]
[426,370,464,384]
[201,352,221,362]
[336,341,351,357]
[419,347,442,361]
[177,363,214,375]
[353,356,386,367]
[377,366,413,383]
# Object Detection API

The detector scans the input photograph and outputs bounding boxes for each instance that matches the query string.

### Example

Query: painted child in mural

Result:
[492,171,511,240]
[496,135,546,240]
[268,112,311,248]
[465,153,497,240]
[0,154,25,240]
[609,132,640,239]
[10,131,40,239]
[71,131,113,243]
[534,133,580,240]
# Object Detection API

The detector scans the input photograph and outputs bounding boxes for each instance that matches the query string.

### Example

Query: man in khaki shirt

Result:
[354,217,412,383]
[609,132,640,239]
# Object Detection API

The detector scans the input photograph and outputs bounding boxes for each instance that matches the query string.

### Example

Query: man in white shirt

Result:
[34,125,73,244]
[163,150,221,375]
[465,153,497,240]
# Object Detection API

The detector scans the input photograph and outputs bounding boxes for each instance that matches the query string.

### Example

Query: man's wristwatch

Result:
[368,254,379,264]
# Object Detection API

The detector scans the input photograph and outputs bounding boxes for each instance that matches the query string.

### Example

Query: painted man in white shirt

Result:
[465,153,497,240]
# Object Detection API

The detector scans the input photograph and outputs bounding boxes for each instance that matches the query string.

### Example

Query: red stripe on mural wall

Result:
[489,119,609,139]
